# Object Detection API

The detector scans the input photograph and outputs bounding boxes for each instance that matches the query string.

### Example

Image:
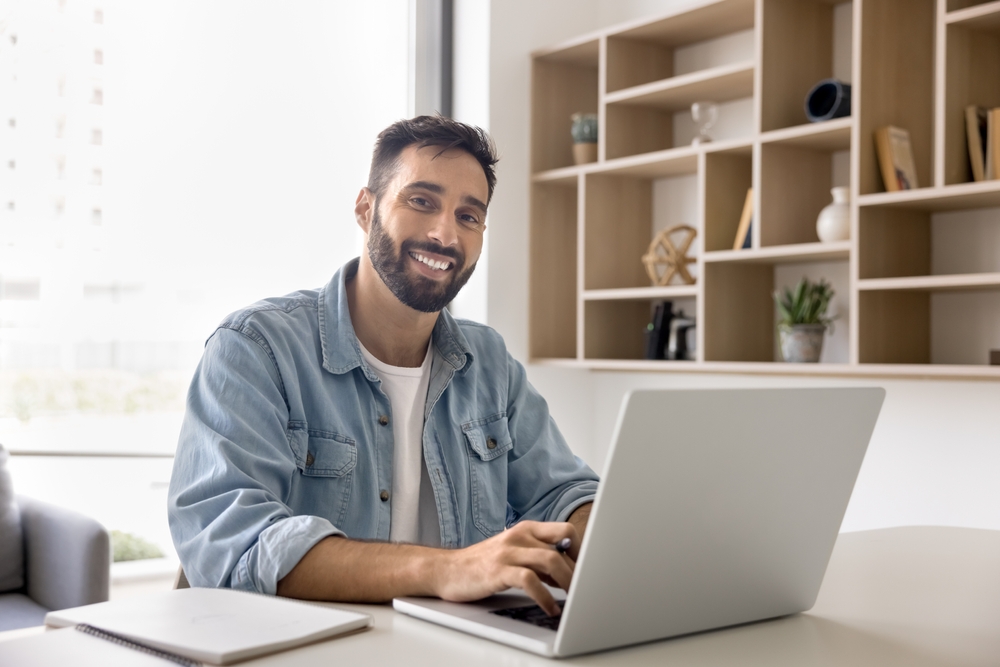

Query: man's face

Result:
[365,145,488,313]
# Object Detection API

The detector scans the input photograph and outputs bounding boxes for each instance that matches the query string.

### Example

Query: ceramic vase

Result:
[816,186,850,242]
[779,324,826,363]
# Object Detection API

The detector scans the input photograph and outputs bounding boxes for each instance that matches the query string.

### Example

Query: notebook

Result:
[394,387,885,657]
[44,587,372,665]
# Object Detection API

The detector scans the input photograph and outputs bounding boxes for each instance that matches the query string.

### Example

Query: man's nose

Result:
[426,209,459,248]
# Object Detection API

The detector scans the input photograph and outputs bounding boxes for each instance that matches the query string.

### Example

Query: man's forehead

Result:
[389,144,488,201]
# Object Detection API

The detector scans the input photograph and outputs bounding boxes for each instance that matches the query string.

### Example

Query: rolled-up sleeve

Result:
[168,327,343,595]
[504,353,599,524]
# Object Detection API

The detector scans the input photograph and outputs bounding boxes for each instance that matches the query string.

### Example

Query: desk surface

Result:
[3,526,999,666]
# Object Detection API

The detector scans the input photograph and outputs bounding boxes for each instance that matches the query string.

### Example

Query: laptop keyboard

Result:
[490,600,565,631]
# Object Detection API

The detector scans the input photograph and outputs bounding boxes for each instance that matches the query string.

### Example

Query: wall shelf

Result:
[530,0,1000,379]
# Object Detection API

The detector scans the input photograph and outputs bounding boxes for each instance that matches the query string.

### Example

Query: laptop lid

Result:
[553,387,884,656]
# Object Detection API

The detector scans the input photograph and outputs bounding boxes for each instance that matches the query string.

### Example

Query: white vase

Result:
[816,186,850,242]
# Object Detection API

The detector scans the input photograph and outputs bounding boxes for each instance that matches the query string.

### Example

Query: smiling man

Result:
[168,116,599,616]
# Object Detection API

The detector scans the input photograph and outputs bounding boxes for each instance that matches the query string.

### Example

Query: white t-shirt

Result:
[358,340,440,547]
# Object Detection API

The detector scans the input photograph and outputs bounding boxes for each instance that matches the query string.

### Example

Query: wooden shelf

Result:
[759,118,853,152]
[946,1,1000,31]
[857,181,1000,211]
[532,358,1000,380]
[858,272,1000,292]
[583,286,698,300]
[530,0,1000,380]
[704,241,850,265]
[605,61,755,112]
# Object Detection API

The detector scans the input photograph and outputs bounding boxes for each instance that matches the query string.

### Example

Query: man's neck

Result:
[346,257,439,368]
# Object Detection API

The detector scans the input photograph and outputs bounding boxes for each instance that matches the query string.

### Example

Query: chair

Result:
[0,445,110,632]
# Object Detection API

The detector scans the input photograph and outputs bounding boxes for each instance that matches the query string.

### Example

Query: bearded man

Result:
[168,116,598,617]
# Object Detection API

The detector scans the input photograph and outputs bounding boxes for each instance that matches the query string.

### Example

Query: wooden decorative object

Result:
[642,225,697,286]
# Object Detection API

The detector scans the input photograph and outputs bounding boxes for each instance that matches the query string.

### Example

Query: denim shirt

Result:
[168,258,599,595]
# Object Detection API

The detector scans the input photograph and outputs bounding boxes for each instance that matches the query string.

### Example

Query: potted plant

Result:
[570,113,598,164]
[774,277,835,363]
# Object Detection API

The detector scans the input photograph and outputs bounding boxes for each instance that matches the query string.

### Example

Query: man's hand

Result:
[277,504,594,617]
[432,520,578,616]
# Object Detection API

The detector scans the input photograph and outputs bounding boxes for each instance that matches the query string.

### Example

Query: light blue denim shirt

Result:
[168,258,599,594]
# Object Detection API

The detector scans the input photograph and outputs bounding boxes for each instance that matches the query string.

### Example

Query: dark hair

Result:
[367,115,499,205]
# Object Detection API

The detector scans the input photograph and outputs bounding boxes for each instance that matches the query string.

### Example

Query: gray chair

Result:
[0,445,110,632]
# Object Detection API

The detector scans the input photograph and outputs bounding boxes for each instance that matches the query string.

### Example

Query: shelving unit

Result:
[529,0,1000,379]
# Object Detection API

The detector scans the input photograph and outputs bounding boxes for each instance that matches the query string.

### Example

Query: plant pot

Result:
[779,324,826,363]
[573,142,597,165]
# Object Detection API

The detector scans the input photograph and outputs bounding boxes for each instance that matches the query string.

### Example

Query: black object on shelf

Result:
[644,301,673,360]
[990,349,1000,366]
[805,79,851,122]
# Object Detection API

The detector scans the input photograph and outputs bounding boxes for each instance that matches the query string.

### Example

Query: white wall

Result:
[481,0,1000,532]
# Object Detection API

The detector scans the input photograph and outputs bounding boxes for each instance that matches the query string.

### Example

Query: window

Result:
[0,0,410,563]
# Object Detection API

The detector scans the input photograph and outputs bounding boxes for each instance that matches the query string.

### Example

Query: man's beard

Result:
[367,210,477,313]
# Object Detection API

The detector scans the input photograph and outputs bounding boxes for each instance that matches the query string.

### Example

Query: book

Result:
[966,105,988,182]
[733,188,753,250]
[44,587,372,665]
[874,126,919,191]
[989,108,1000,181]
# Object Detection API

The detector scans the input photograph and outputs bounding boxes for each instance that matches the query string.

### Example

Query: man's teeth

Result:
[411,252,452,271]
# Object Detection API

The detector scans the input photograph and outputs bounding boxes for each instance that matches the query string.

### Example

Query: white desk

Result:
[3,526,999,666]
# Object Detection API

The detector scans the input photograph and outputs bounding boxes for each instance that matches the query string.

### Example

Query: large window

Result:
[1,0,409,559]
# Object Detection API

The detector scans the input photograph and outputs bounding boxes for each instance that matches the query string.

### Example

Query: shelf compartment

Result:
[759,117,853,151]
[942,15,1000,185]
[606,0,755,92]
[858,0,935,195]
[946,1,1000,29]
[583,300,657,360]
[858,272,1000,292]
[583,285,698,300]
[604,62,754,160]
[703,262,775,362]
[759,0,852,132]
[760,141,849,247]
[530,181,579,360]
[583,174,654,291]
[531,40,599,173]
[705,241,851,264]
[703,150,752,252]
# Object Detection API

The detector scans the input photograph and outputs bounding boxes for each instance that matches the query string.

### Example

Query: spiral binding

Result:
[75,624,203,667]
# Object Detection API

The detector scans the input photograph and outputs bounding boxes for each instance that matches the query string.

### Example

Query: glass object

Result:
[690,101,718,146]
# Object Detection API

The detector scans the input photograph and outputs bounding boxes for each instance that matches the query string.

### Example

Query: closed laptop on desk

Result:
[395,387,885,658]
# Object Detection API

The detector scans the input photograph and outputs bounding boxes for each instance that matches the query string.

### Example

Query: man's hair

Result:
[367,115,499,205]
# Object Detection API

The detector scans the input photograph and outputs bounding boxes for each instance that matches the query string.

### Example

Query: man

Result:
[168,116,598,617]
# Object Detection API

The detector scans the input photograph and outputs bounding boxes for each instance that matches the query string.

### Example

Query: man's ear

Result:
[354,187,375,233]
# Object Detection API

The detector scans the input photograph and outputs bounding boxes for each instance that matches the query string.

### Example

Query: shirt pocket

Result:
[462,413,513,538]
[287,421,357,527]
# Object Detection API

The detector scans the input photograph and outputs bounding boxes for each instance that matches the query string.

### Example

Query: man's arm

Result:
[277,517,589,616]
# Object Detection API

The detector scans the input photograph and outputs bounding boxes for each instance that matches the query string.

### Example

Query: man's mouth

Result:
[409,251,453,272]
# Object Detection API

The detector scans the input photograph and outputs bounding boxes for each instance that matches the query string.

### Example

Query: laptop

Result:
[394,387,885,658]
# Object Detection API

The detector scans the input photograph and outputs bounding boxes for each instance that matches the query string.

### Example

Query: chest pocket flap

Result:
[288,422,357,477]
[462,414,513,461]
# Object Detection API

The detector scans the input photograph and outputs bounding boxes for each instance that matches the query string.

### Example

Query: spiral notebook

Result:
[43,587,372,665]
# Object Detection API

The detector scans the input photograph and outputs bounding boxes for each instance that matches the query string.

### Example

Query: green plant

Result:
[111,530,165,562]
[570,113,598,144]
[774,277,836,330]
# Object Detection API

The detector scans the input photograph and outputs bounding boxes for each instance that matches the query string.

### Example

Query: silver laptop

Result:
[394,387,885,658]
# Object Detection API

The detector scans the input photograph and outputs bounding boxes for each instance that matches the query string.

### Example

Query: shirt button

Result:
[305,452,315,467]
[487,437,497,450]
[380,490,390,502]
[378,415,389,426]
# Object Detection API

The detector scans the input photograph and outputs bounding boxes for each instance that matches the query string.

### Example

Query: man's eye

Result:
[460,214,480,225]
[411,197,431,207]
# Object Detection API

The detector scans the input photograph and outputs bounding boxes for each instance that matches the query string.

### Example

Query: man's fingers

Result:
[511,520,578,548]
[513,545,575,592]
[510,568,562,617]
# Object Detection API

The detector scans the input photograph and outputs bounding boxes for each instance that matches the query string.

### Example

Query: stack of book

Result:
[966,106,1000,182]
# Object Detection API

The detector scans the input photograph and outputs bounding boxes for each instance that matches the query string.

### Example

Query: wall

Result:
[482,0,1000,532]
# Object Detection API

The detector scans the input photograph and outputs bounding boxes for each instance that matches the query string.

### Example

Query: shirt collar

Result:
[319,258,474,377]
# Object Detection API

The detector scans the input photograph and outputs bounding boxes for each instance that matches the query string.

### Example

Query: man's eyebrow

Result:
[403,181,488,214]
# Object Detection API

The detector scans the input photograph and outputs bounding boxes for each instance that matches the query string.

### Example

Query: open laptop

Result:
[394,387,885,658]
